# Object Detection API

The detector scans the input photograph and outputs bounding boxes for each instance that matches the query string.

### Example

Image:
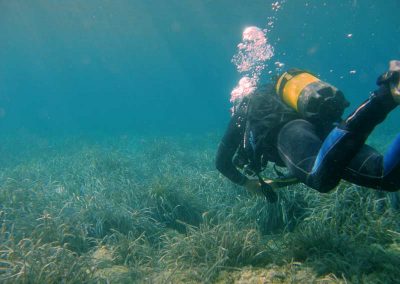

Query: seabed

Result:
[0,133,399,283]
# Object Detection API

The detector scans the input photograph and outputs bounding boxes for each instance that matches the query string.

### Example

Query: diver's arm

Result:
[215,114,249,186]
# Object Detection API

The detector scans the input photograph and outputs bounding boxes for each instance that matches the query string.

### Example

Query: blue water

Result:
[0,0,399,136]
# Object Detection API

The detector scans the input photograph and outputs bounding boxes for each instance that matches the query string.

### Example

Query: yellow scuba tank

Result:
[275,69,350,122]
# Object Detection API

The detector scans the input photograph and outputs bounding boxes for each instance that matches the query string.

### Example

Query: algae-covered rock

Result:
[215,264,344,284]
[94,265,132,283]
[148,268,201,284]
[91,246,133,282]
[92,245,114,269]
[93,246,114,261]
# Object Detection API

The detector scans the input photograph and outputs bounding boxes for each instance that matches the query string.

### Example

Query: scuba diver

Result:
[216,61,400,202]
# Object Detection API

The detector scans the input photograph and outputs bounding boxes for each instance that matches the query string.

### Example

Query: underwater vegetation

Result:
[0,134,399,283]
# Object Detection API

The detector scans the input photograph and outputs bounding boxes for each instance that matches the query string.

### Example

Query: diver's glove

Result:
[244,176,299,203]
[259,180,278,203]
[259,176,300,203]
[244,178,278,203]
[377,60,400,104]
[257,175,278,203]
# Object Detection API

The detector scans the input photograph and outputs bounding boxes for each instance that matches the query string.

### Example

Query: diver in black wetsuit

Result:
[216,61,400,201]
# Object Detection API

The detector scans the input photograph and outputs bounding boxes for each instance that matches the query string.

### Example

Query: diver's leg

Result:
[381,133,400,190]
[308,85,397,191]
[341,144,383,189]
[277,119,339,192]
[334,134,400,192]
[341,139,400,208]
[278,85,397,193]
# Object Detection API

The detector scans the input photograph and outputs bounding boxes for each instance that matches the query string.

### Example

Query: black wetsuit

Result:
[216,83,400,193]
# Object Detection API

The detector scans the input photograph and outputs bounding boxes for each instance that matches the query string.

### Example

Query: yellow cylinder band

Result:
[282,73,320,111]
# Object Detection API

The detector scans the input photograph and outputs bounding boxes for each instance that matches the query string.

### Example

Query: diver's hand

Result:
[389,60,400,103]
[244,178,278,202]
[377,60,400,104]
[244,179,264,196]
[389,60,400,72]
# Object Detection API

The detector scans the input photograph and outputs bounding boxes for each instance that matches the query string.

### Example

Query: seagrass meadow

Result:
[0,133,400,284]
